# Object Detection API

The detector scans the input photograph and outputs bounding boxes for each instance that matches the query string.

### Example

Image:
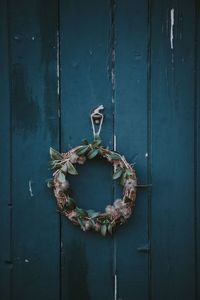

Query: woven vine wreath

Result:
[47,106,137,236]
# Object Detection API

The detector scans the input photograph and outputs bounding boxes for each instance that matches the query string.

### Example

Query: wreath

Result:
[47,106,137,236]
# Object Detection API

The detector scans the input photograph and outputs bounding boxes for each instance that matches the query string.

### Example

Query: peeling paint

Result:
[28,180,34,197]
[114,135,117,151]
[56,30,60,96]
[114,274,117,300]
[170,8,175,49]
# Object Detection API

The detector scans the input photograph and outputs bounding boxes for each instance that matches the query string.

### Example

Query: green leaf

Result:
[87,148,99,159]
[75,207,88,217]
[46,179,54,189]
[125,169,133,176]
[76,146,89,155]
[93,135,102,146]
[65,197,76,210]
[108,224,113,235]
[113,168,123,180]
[61,164,68,174]
[87,209,100,218]
[81,139,89,145]
[58,172,66,183]
[50,147,62,160]
[120,172,126,186]
[109,153,121,160]
[66,161,78,175]
[101,224,107,236]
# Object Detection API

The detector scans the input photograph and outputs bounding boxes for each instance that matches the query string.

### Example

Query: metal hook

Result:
[90,105,104,138]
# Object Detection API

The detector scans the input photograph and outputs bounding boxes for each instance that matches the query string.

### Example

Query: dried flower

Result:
[77,155,86,165]
[69,153,79,163]
[121,207,132,219]
[68,210,77,220]
[114,199,123,209]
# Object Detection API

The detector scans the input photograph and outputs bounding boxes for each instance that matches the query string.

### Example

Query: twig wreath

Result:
[47,106,137,236]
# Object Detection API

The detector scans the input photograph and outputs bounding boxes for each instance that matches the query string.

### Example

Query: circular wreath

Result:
[47,136,137,236]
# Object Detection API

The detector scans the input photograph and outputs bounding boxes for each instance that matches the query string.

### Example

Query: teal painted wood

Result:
[0,1,12,299]
[151,1,196,299]
[0,1,199,299]
[115,0,149,299]
[8,0,60,299]
[60,1,114,299]
[196,2,200,299]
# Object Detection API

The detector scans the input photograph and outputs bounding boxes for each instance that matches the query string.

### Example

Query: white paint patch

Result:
[114,274,117,300]
[56,30,60,96]
[145,152,148,158]
[170,8,175,49]
[31,36,35,40]
[25,259,29,263]
[28,180,34,197]
[114,135,117,151]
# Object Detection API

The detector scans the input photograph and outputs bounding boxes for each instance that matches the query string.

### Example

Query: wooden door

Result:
[0,0,199,299]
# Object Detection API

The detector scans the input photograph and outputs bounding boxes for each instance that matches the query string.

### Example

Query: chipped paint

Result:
[57,30,60,96]
[28,180,34,197]
[170,8,175,49]
[145,152,148,158]
[25,259,29,263]
[114,274,117,300]
[31,36,35,40]
[114,134,117,151]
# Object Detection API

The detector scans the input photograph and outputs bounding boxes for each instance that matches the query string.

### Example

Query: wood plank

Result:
[151,1,196,299]
[60,1,114,299]
[0,1,12,298]
[9,0,60,299]
[115,0,149,299]
[196,2,200,299]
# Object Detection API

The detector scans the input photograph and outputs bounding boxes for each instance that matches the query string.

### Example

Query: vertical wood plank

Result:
[151,1,196,299]
[115,0,149,299]
[196,1,200,299]
[60,1,114,299]
[9,0,60,299]
[0,1,12,299]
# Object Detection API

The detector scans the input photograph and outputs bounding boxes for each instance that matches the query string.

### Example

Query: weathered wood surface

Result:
[0,0,199,299]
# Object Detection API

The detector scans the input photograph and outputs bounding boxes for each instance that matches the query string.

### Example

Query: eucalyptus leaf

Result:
[49,147,62,160]
[75,207,88,217]
[66,161,78,175]
[109,153,121,160]
[81,139,89,145]
[101,224,107,236]
[87,148,99,159]
[125,170,133,176]
[113,168,123,180]
[76,146,89,156]
[87,209,100,218]
[120,172,126,186]
[108,224,113,235]
[67,197,76,209]
[61,164,68,174]
[58,172,66,183]
[46,179,54,189]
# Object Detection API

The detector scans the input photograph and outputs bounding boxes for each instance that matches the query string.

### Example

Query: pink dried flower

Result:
[105,205,113,214]
[95,223,101,232]
[125,178,137,189]
[121,207,132,219]
[84,220,91,231]
[77,155,86,165]
[114,199,123,209]
[69,153,79,163]
[68,211,77,220]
